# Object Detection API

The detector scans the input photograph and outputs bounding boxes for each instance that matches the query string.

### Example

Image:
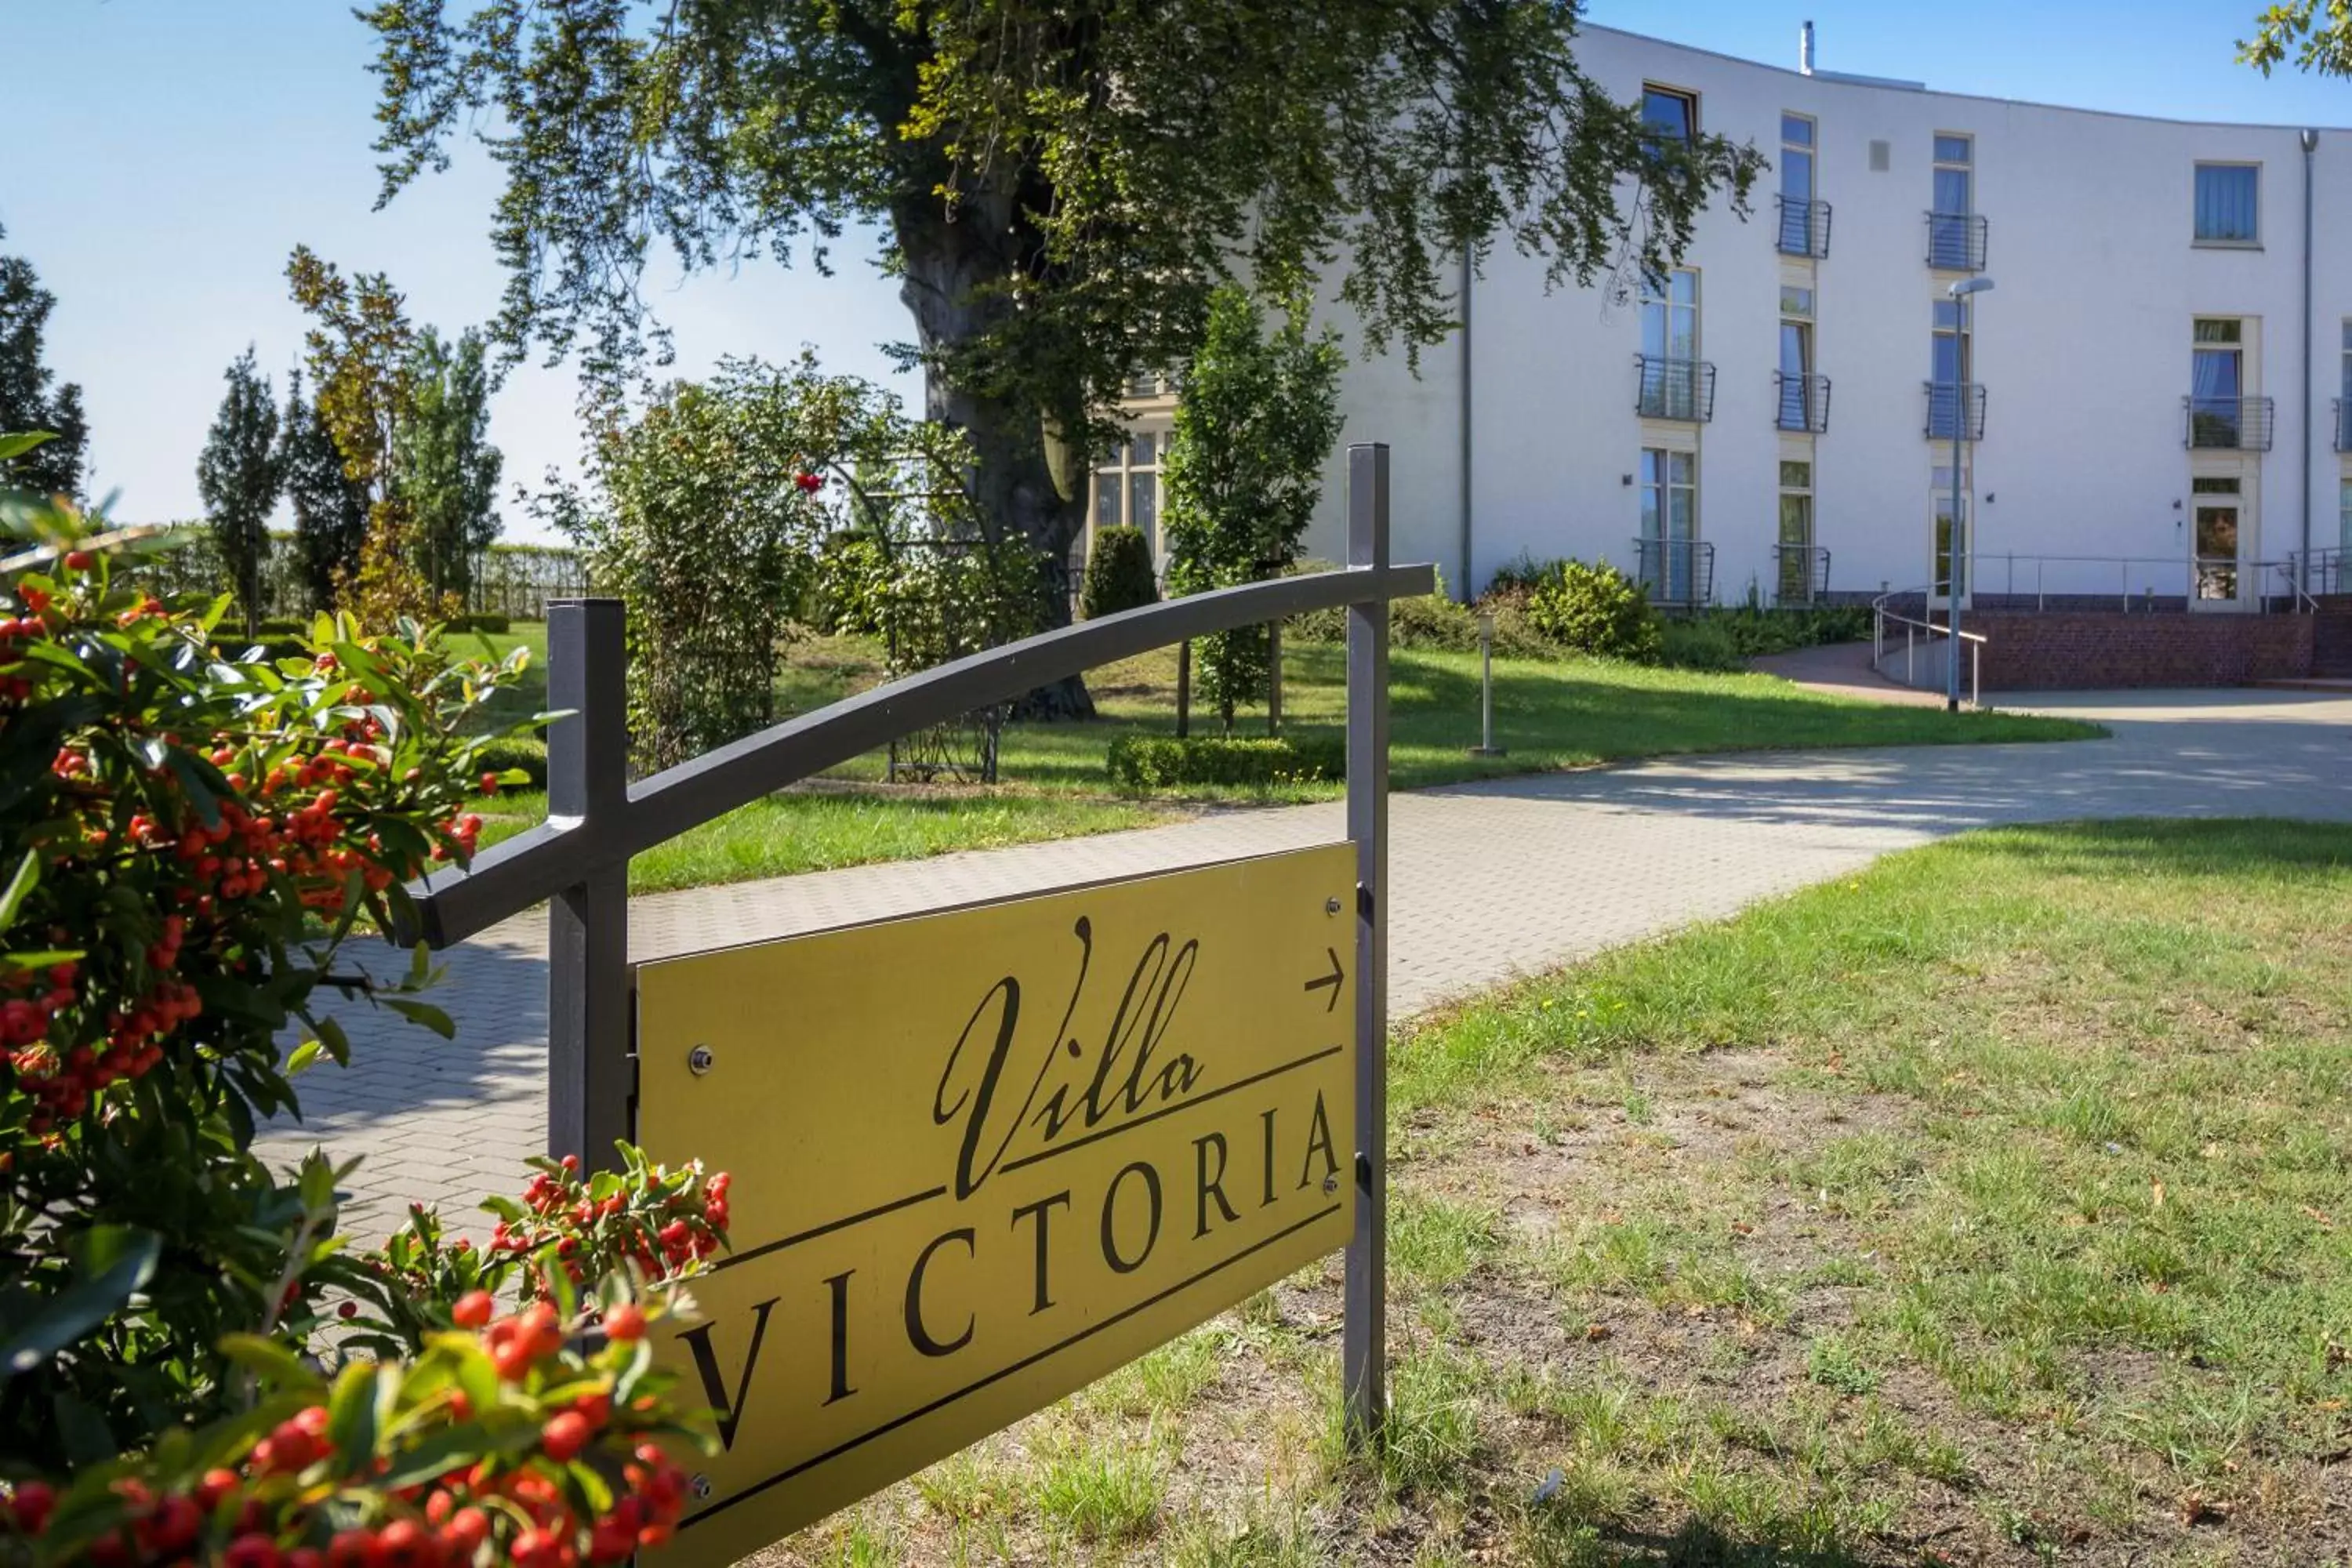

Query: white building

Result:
[1088,22,2352,619]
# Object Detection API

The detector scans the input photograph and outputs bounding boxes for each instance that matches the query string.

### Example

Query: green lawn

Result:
[778,819,2352,1567]
[461,626,2098,892]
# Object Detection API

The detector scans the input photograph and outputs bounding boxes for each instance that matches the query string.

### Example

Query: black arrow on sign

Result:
[1304,946,1345,1012]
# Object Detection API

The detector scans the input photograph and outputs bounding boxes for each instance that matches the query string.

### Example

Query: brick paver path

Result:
[260,688,2352,1232]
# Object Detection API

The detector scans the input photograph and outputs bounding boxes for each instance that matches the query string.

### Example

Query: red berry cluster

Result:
[481,1154,731,1297]
[0,1295,701,1568]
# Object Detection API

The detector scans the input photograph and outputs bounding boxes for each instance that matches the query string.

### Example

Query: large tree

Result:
[0,223,88,499]
[278,369,372,612]
[398,326,504,601]
[2243,3,2352,74]
[361,0,1762,712]
[195,347,284,633]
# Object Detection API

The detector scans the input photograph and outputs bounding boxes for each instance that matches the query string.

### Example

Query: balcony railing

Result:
[2336,397,2350,453]
[2183,394,2274,451]
[1631,536,1715,608]
[1775,372,1831,434]
[1925,211,1987,271]
[1776,194,1832,259]
[1635,355,1716,423]
[1923,382,1987,441]
[1773,544,1831,605]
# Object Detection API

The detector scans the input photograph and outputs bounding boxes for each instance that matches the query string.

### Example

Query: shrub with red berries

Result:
[0,486,540,1466]
[0,1279,707,1568]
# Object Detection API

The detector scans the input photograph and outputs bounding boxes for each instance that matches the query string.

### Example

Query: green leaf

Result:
[315,1014,352,1066]
[327,1361,393,1471]
[0,1225,161,1377]
[0,432,56,460]
[0,851,38,935]
[382,997,456,1039]
[216,1334,328,1396]
[286,1039,325,1076]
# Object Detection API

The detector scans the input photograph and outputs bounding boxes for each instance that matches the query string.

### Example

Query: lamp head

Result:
[1948,276,1996,297]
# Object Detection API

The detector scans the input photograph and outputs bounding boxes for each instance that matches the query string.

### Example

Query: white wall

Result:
[1293,25,2352,608]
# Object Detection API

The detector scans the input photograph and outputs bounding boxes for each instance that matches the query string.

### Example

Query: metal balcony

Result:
[2336,397,2350,453]
[1776,194,1832,259]
[2183,395,2274,452]
[1923,382,1987,441]
[1773,544,1831,605]
[1925,211,1987,271]
[1631,536,1715,608]
[1775,372,1831,434]
[1635,355,1716,423]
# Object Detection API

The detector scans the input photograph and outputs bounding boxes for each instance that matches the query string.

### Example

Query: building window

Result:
[1928,299,1973,437]
[2190,317,2246,446]
[2194,162,2259,245]
[1091,430,1165,554]
[2339,476,2352,554]
[1642,85,1697,151]
[1929,133,1974,268]
[1778,460,1816,603]
[1779,289,1817,431]
[1639,267,1701,418]
[1933,465,1969,600]
[1777,113,1820,255]
[1639,447,1698,601]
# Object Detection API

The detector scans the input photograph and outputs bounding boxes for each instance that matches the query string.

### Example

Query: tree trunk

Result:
[896,198,1095,720]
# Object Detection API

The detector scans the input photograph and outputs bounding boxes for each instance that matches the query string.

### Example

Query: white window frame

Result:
[1089,426,1169,555]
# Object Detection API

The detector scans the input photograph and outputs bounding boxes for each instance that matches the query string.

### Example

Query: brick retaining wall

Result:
[1973,610,2313,690]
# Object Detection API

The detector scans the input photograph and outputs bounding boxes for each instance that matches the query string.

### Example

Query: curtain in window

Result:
[2195,167,2257,242]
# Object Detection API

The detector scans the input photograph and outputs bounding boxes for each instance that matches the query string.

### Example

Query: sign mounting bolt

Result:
[690,1473,713,1501]
[1326,896,1342,916]
[688,1045,715,1076]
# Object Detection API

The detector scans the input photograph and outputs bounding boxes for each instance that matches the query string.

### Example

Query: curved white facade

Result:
[1175,26,2352,610]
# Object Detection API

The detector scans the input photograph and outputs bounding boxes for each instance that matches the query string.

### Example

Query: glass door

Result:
[2192,498,2243,607]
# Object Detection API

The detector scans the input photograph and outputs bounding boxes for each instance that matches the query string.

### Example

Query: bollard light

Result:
[1467,608,1505,757]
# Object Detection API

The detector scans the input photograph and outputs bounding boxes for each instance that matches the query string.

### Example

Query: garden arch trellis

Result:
[398,444,1430,1446]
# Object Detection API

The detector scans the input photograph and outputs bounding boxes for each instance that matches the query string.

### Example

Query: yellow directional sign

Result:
[633,844,1359,1566]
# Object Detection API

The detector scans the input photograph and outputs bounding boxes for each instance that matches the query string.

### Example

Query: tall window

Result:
[1778,460,1815,603]
[1639,268,1700,419]
[2190,318,2245,447]
[2339,320,2352,450]
[2194,163,2259,245]
[1091,430,1164,553]
[1642,85,1697,150]
[1928,299,1972,437]
[1929,133,1973,268]
[1640,448,1697,602]
[1779,285,1817,431]
[1933,465,1969,600]
[1778,113,1817,254]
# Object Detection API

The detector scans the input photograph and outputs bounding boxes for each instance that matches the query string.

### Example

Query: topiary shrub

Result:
[1523,559,1664,662]
[1080,525,1159,619]
[473,734,549,790]
[1106,733,1344,789]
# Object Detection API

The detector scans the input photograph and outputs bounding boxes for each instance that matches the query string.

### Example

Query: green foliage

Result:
[1523,559,1664,662]
[361,0,1764,608]
[1706,604,1875,657]
[2241,1,2352,75]
[276,371,370,612]
[0,225,85,500]
[1080,525,1158,619]
[1105,734,1344,791]
[1657,616,1742,672]
[1164,287,1345,731]
[471,735,546,790]
[194,347,283,633]
[396,326,503,599]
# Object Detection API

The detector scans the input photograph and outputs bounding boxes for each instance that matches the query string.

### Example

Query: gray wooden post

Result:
[544,598,633,1174]
[1268,621,1283,736]
[1342,444,1390,1446]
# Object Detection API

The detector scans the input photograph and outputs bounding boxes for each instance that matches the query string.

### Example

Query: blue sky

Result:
[9,2,2351,539]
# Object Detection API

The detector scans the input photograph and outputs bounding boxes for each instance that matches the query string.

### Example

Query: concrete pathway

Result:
[1750,639,1946,706]
[259,688,2352,1232]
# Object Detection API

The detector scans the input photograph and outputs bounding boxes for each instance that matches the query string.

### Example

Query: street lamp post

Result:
[1946,275,1994,712]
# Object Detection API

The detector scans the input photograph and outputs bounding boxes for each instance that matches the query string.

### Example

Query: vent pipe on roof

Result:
[1801,20,1816,75]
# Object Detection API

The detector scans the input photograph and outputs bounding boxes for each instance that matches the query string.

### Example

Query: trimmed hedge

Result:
[1105,733,1344,790]
[474,736,548,791]
[1080,526,1159,619]
[445,612,514,634]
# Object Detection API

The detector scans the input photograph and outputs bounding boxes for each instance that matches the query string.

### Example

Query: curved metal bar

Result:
[408,561,1436,946]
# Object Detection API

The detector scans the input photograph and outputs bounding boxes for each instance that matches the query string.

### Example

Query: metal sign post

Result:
[544,598,633,1170]
[1343,443,1388,1446]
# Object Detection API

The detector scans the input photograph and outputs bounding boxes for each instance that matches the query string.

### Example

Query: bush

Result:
[442,611,512,634]
[474,734,549,790]
[1658,616,1743,671]
[1079,525,1158,619]
[1523,559,1663,662]
[1106,733,1344,789]
[1704,604,1874,657]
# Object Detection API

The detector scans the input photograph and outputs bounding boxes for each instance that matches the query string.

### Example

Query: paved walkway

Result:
[1751,639,1947,706]
[259,688,2352,1232]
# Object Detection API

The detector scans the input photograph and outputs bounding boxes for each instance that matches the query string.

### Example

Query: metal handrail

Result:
[1979,551,2310,612]
[1772,543,1831,604]
[406,558,1438,946]
[1775,194,1831,258]
[1871,585,1984,708]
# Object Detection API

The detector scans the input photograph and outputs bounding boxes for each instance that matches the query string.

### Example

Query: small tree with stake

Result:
[195,347,283,635]
[1163,287,1343,735]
